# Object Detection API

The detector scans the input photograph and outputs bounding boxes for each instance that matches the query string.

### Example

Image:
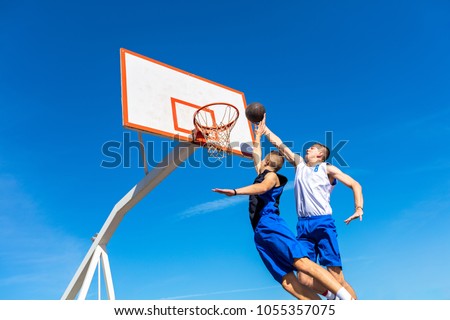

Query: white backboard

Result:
[120,48,254,158]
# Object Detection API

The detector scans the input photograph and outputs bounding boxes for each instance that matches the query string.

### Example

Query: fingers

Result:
[344,212,363,225]
[260,114,267,130]
[261,113,266,125]
[212,188,233,196]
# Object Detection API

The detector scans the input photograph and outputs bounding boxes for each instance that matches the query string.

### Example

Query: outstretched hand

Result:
[212,188,235,197]
[344,210,363,225]
[254,113,267,136]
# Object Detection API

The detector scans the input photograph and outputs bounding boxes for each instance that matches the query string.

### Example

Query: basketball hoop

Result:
[193,102,239,158]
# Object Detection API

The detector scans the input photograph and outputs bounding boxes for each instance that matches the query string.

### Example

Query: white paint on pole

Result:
[62,142,198,299]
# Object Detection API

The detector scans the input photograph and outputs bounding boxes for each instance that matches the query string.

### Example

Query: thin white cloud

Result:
[363,107,450,142]
[0,174,85,298]
[389,193,450,232]
[178,196,248,219]
[178,181,295,219]
[160,285,279,300]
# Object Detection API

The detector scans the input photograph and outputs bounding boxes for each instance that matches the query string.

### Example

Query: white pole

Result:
[77,246,102,300]
[98,257,101,300]
[61,142,197,300]
[99,245,115,300]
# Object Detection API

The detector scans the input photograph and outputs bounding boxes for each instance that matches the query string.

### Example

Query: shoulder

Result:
[293,154,304,167]
[326,163,351,183]
[264,171,278,179]
[326,163,341,174]
[263,171,281,184]
[296,160,306,170]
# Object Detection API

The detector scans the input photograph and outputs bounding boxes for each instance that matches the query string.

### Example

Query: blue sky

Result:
[1,0,449,300]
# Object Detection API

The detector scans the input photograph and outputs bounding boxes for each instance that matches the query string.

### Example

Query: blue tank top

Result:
[249,170,288,230]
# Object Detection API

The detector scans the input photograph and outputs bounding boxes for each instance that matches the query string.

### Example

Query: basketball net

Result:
[193,103,239,159]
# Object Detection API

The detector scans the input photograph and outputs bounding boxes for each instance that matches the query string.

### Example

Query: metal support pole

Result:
[61,142,198,299]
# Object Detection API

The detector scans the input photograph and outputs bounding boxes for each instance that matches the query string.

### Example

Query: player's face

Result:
[263,153,273,165]
[305,145,322,162]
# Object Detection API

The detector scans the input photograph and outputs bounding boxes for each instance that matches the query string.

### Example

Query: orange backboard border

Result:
[120,48,254,158]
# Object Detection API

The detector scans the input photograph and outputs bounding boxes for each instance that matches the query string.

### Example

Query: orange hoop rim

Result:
[193,102,240,131]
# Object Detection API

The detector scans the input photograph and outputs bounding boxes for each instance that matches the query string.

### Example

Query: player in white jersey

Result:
[213,121,354,300]
[260,115,363,300]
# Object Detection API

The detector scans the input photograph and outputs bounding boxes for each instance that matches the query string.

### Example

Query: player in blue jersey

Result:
[212,122,354,300]
[260,114,362,300]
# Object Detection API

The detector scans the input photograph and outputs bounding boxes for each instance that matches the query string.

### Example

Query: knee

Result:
[328,267,345,285]
[337,277,347,286]
[294,257,313,273]
[297,272,313,287]
[281,273,295,291]
[281,279,291,292]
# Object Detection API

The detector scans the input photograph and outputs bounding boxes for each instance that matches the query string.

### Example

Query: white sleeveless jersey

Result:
[294,161,336,218]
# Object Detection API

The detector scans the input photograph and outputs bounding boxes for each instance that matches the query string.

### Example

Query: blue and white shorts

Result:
[296,215,342,268]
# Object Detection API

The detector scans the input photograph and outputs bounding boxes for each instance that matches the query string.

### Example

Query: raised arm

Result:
[252,118,265,174]
[212,172,278,196]
[327,164,364,225]
[263,126,303,167]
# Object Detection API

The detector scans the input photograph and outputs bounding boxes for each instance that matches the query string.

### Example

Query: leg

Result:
[281,272,321,300]
[293,257,350,298]
[295,220,331,297]
[309,216,356,299]
[297,271,328,295]
[327,266,357,299]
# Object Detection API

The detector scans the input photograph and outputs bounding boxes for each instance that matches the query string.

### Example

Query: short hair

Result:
[265,150,284,172]
[313,143,330,161]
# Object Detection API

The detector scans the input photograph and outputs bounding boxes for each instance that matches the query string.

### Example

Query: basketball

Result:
[245,102,266,123]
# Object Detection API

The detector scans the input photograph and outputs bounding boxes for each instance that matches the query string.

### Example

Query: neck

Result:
[306,160,323,167]
[261,165,275,172]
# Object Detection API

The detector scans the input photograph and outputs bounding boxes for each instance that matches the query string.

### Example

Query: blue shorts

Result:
[296,215,342,268]
[254,214,308,284]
